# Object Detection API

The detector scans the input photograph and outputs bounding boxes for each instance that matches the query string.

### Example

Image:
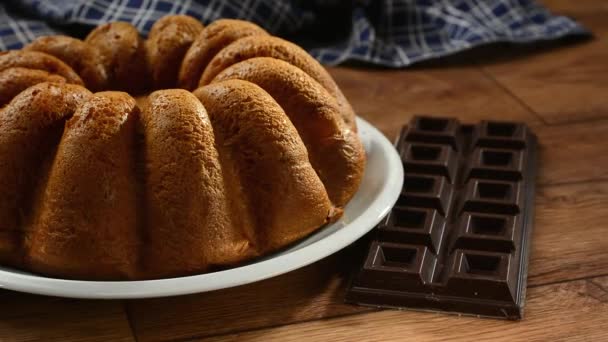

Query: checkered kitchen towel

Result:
[0,0,587,67]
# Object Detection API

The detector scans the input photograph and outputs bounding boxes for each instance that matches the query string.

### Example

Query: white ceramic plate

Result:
[0,117,403,299]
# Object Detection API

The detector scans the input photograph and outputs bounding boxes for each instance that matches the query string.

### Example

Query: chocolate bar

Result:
[345,116,537,319]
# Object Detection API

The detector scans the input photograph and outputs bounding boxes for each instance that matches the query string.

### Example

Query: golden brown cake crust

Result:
[145,15,204,89]
[178,19,268,90]
[0,82,91,267]
[140,89,256,278]
[0,50,83,85]
[0,67,66,106]
[0,15,366,280]
[198,35,357,131]
[25,91,140,280]
[213,57,365,207]
[194,80,337,252]
[85,22,149,93]
[24,35,108,91]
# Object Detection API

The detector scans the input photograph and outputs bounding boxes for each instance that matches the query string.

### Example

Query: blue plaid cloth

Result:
[0,0,587,67]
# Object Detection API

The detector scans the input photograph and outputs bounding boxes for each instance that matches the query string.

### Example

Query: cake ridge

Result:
[0,15,366,280]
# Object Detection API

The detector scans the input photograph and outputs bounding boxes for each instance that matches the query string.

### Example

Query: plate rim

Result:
[0,117,403,299]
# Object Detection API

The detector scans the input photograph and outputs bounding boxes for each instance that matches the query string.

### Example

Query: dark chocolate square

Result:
[346,116,537,320]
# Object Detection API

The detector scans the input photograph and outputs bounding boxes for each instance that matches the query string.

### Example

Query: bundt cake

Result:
[24,35,108,91]
[0,15,365,280]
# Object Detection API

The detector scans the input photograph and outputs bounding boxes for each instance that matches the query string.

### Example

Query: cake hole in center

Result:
[471,215,507,236]
[482,151,513,166]
[477,182,511,199]
[411,145,441,161]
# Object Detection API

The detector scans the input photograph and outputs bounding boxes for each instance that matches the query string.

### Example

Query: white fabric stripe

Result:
[99,0,118,22]
[0,0,587,67]
[180,0,192,15]
[16,21,36,43]
[132,0,151,30]
[139,0,158,34]
[113,0,129,21]
[7,20,28,47]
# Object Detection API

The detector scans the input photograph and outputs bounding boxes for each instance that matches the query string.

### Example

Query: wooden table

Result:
[3,1,608,341]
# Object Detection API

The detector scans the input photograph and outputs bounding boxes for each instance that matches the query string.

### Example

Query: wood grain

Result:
[5,2,608,341]
[530,180,608,284]
[328,67,542,139]
[481,5,608,125]
[126,249,372,342]
[331,63,608,186]
[0,291,134,342]
[127,93,608,341]
[126,177,608,341]
[10,52,607,342]
[542,0,608,16]
[201,276,608,342]
[537,119,608,185]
